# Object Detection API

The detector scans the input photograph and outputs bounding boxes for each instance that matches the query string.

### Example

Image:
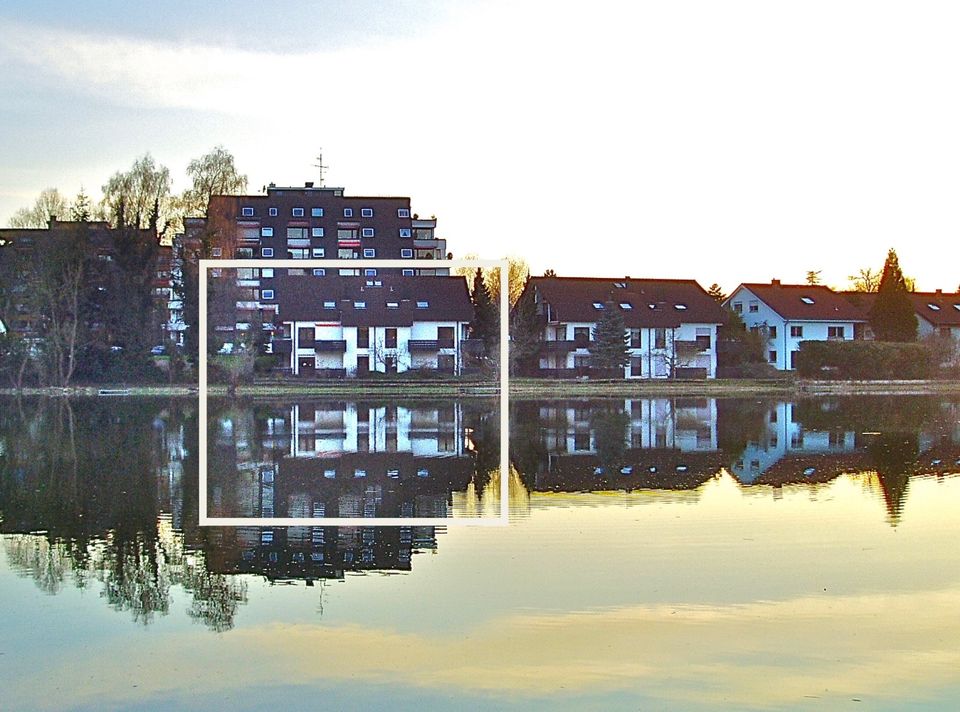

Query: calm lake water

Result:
[1,395,959,711]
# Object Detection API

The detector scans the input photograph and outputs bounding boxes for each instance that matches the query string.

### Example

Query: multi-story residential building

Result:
[522,277,726,378]
[725,280,866,370]
[263,274,473,376]
[201,183,448,272]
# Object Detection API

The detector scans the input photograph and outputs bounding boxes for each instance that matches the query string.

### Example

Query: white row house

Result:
[725,280,866,370]
[523,277,727,378]
[268,275,473,377]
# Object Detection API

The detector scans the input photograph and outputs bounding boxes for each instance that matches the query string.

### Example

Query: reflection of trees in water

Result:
[590,406,630,473]
[0,398,246,630]
[868,432,918,526]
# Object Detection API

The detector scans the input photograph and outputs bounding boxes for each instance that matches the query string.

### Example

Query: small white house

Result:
[725,280,866,370]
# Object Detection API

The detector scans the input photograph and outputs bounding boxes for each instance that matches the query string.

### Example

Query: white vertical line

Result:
[198,260,209,524]
[499,259,510,522]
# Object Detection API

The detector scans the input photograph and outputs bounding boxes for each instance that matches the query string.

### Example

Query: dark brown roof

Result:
[529,277,726,327]
[843,290,960,327]
[735,283,865,321]
[274,274,472,325]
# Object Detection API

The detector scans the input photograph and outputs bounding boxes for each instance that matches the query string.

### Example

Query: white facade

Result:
[727,286,860,370]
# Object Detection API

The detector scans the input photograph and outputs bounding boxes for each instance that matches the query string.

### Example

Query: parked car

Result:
[150,345,166,355]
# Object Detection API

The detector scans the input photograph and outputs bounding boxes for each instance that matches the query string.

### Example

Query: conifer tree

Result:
[869,248,917,342]
[590,301,629,377]
[470,268,498,354]
[508,279,541,375]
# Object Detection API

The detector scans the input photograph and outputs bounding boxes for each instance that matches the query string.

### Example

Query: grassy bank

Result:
[5,378,960,398]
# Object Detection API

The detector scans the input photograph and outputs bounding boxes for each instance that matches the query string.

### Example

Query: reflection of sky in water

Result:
[3,471,960,711]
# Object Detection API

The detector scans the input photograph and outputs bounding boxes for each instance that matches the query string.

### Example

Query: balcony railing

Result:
[314,340,347,353]
[270,339,292,354]
[408,340,440,351]
[540,340,579,353]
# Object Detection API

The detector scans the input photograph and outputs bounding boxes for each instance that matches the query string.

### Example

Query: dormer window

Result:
[592,302,605,310]
[928,303,941,311]
[354,301,366,309]
[619,302,632,310]
[387,301,399,309]
[648,303,656,309]
[416,301,429,309]
[674,304,687,310]
[800,297,815,304]
[323,300,335,308]
[613,282,626,288]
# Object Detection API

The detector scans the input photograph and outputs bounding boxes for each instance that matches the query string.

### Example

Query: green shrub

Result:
[796,340,935,379]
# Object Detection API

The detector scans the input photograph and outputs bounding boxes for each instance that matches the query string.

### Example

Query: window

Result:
[675,304,687,311]
[363,268,376,276]
[361,227,375,238]
[312,227,324,238]
[337,228,358,240]
[262,289,275,300]
[361,208,373,217]
[298,327,314,342]
[655,328,667,349]
[338,248,358,259]
[354,301,366,309]
[261,247,274,257]
[748,301,758,313]
[790,325,803,338]
[400,248,413,258]
[363,248,376,258]
[416,301,429,309]
[343,208,353,217]
[269,207,278,216]
[398,208,410,218]
[402,268,414,276]
[241,207,254,216]
[828,326,845,339]
[619,302,632,310]
[312,248,325,257]
[311,207,323,217]
[629,328,641,348]
[800,296,815,304]
[287,268,306,275]
[288,249,308,259]
[733,302,743,313]
[385,328,397,348]
[313,269,326,276]
[211,247,223,257]
[287,227,307,239]
[237,247,253,258]
[573,326,590,343]
[323,300,336,309]
[292,207,304,217]
[769,350,777,363]
[261,227,274,237]
[387,301,399,310]
[769,325,777,338]
[630,356,643,375]
[262,268,274,278]
[399,228,412,238]
[928,303,941,311]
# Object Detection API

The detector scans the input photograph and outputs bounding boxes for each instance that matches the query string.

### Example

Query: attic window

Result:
[387,301,399,309]
[354,301,366,309]
[593,302,605,310]
[619,302,632,310]
[800,297,815,304]
[323,300,335,309]
[648,303,656,309]
[954,304,960,311]
[613,282,626,288]
[928,303,941,311]
[416,301,429,309]
[674,304,688,310]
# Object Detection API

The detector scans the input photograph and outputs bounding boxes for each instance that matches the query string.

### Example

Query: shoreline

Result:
[3,378,960,398]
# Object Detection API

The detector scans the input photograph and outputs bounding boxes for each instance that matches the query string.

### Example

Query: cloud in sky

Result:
[2,2,960,291]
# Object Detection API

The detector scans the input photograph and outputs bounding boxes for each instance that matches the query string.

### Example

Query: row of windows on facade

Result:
[592,301,689,311]
[242,207,408,219]
[213,247,417,258]
[253,227,414,238]
[552,326,709,349]
[750,325,846,339]
[211,267,418,278]
[262,291,433,308]
[294,325,455,348]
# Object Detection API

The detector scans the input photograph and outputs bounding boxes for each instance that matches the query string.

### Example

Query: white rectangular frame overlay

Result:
[199,258,510,527]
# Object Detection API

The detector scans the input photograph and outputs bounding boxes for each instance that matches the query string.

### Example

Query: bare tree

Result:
[180,146,248,218]
[101,154,174,238]
[8,188,71,228]
[848,267,881,292]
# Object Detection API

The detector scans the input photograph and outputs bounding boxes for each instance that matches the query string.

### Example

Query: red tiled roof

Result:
[530,277,726,327]
[735,283,865,321]
[842,290,960,327]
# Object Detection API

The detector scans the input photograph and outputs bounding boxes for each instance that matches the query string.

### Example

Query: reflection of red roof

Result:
[530,277,726,327]
[736,283,865,321]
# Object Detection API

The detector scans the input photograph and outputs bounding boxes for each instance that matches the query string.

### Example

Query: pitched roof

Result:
[843,290,960,327]
[734,282,865,321]
[529,277,725,328]
[274,274,472,325]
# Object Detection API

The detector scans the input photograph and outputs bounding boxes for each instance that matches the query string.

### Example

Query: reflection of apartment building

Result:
[267,275,473,376]
[522,277,725,378]
[725,281,865,370]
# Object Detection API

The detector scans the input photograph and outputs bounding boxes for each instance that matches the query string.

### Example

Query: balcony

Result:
[271,339,292,354]
[540,340,579,353]
[675,337,711,353]
[315,340,347,353]
[408,338,454,351]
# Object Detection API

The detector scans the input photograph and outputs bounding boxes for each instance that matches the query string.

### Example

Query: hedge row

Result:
[796,340,935,380]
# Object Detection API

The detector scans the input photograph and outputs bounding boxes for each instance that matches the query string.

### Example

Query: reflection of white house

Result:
[541,399,719,454]
[522,277,726,379]
[729,402,858,483]
[269,275,473,376]
[725,280,866,370]
[288,403,465,458]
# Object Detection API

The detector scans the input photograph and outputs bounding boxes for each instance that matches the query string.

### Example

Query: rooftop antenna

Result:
[312,150,329,187]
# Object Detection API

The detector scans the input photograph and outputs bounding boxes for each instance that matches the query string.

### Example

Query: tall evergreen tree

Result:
[590,301,629,377]
[707,283,725,303]
[508,279,541,375]
[470,268,498,354]
[869,248,917,342]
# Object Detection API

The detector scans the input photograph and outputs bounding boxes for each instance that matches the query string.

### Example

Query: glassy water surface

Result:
[1,395,959,711]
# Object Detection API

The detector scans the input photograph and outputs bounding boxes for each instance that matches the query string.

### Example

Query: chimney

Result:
[936,288,943,295]
[771,279,781,287]
[305,181,314,188]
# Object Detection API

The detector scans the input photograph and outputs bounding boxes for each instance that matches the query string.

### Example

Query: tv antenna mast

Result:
[313,150,329,187]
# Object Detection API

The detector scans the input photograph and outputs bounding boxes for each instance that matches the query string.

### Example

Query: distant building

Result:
[843,289,960,361]
[522,277,726,378]
[724,280,866,370]
[262,274,474,376]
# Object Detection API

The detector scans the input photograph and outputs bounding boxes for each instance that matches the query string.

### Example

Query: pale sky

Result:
[2,0,959,294]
